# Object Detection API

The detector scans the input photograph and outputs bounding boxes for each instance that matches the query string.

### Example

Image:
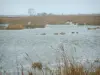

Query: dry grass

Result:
[28,71,33,75]
[54,44,100,75]
[88,28,97,30]
[22,44,100,75]
[25,24,45,29]
[0,15,100,26]
[31,62,44,75]
[7,24,24,30]
[8,42,99,75]
[1,15,100,29]
[32,62,42,70]
[58,65,100,75]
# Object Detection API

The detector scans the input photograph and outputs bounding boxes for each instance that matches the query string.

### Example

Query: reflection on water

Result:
[0,25,100,72]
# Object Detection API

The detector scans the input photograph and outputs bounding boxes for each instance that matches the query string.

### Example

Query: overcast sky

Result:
[0,0,100,15]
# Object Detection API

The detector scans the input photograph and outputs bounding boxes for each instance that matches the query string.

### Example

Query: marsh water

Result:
[0,25,100,72]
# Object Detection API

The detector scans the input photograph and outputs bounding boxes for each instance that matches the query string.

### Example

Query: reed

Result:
[54,43,100,75]
[25,44,100,75]
[28,71,33,75]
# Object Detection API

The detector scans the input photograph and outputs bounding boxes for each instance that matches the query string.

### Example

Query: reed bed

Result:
[54,43,100,75]
[8,44,99,75]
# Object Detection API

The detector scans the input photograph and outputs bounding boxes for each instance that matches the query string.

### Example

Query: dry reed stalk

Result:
[28,71,33,75]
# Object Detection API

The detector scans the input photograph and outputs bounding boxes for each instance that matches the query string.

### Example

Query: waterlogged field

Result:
[0,25,100,75]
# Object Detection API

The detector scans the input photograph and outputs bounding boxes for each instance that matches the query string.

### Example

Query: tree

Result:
[28,8,35,16]
[37,12,47,16]
[48,13,53,16]
[41,12,47,16]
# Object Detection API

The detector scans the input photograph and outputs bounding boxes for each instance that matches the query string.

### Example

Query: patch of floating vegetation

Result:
[60,32,66,35]
[40,33,46,35]
[76,32,78,34]
[88,28,96,30]
[38,32,80,35]
[54,33,59,35]
[72,32,75,34]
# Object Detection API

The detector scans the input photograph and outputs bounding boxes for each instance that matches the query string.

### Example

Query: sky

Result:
[0,0,100,15]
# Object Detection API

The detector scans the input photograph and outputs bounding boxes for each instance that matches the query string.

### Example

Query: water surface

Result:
[0,25,100,70]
